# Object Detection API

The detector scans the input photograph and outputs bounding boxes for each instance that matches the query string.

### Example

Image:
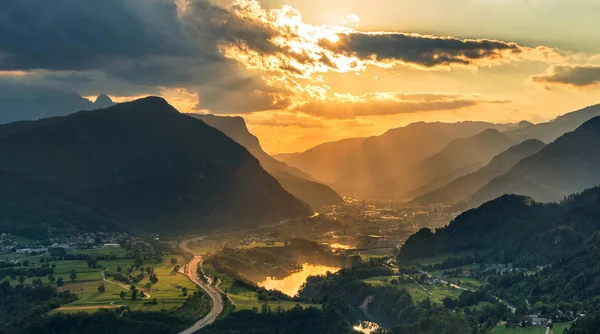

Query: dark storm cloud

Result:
[0,0,287,112]
[0,71,159,98]
[0,0,566,116]
[322,32,532,68]
[295,93,508,119]
[532,64,600,87]
[0,0,185,71]
[0,0,282,80]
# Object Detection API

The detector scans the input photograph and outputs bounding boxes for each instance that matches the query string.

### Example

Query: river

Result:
[353,321,381,334]
[257,263,340,296]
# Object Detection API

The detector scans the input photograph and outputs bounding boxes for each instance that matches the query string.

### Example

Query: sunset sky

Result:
[2,0,600,153]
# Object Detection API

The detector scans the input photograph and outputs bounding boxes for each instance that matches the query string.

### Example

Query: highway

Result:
[178,239,224,334]
[176,213,318,333]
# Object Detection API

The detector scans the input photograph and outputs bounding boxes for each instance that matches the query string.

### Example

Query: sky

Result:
[1,0,600,153]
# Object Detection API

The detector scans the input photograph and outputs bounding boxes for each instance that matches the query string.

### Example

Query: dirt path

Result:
[54,305,120,311]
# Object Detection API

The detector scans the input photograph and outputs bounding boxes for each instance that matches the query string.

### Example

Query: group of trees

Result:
[0,280,78,333]
[296,261,473,333]
[4,289,213,334]
[209,238,347,283]
[105,264,159,287]
[202,303,354,333]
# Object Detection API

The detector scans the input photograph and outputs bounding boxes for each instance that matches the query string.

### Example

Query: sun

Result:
[325,33,339,43]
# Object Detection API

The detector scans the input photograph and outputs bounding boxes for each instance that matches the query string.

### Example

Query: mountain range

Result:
[189,114,343,209]
[279,103,600,204]
[412,139,546,206]
[0,91,115,124]
[280,122,512,199]
[398,186,600,267]
[0,97,311,237]
[470,115,600,206]
[403,128,517,200]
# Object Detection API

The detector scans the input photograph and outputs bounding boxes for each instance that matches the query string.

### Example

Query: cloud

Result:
[321,32,562,70]
[244,110,374,129]
[532,64,600,87]
[0,0,575,117]
[294,92,509,119]
[246,113,329,128]
[0,0,287,113]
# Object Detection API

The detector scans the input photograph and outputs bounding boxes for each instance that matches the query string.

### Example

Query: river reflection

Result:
[257,264,340,296]
[353,321,381,334]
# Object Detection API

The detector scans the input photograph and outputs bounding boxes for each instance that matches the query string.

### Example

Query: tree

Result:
[182,287,188,296]
[98,284,106,293]
[116,266,122,273]
[150,274,158,284]
[47,274,56,284]
[120,291,126,299]
[132,289,138,300]
[171,258,178,265]
[22,260,30,267]
[443,297,457,309]
[18,275,26,285]
[56,277,64,286]
[69,270,77,282]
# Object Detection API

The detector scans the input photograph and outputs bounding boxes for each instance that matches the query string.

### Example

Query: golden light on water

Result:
[257,264,340,296]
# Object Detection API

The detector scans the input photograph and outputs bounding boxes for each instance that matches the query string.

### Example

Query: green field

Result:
[56,254,198,312]
[73,246,129,256]
[187,239,221,255]
[1,249,201,313]
[362,275,462,303]
[490,322,572,334]
[239,241,285,249]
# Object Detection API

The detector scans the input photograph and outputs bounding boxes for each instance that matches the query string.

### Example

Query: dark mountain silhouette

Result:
[399,187,600,267]
[93,93,115,109]
[412,139,545,206]
[0,97,310,237]
[189,114,343,208]
[505,103,600,143]
[403,129,516,199]
[0,91,115,124]
[283,122,511,199]
[470,116,600,206]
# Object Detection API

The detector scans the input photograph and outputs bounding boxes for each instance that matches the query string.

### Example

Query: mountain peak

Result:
[110,96,179,115]
[93,93,115,109]
[477,128,503,137]
[517,120,534,129]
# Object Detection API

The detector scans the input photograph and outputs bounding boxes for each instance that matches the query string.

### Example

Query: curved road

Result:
[177,214,318,333]
[178,239,224,334]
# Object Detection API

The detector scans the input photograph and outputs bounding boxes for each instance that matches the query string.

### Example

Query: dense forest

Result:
[399,187,600,267]
[298,260,475,333]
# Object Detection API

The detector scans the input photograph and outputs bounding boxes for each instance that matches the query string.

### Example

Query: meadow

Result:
[1,247,198,313]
